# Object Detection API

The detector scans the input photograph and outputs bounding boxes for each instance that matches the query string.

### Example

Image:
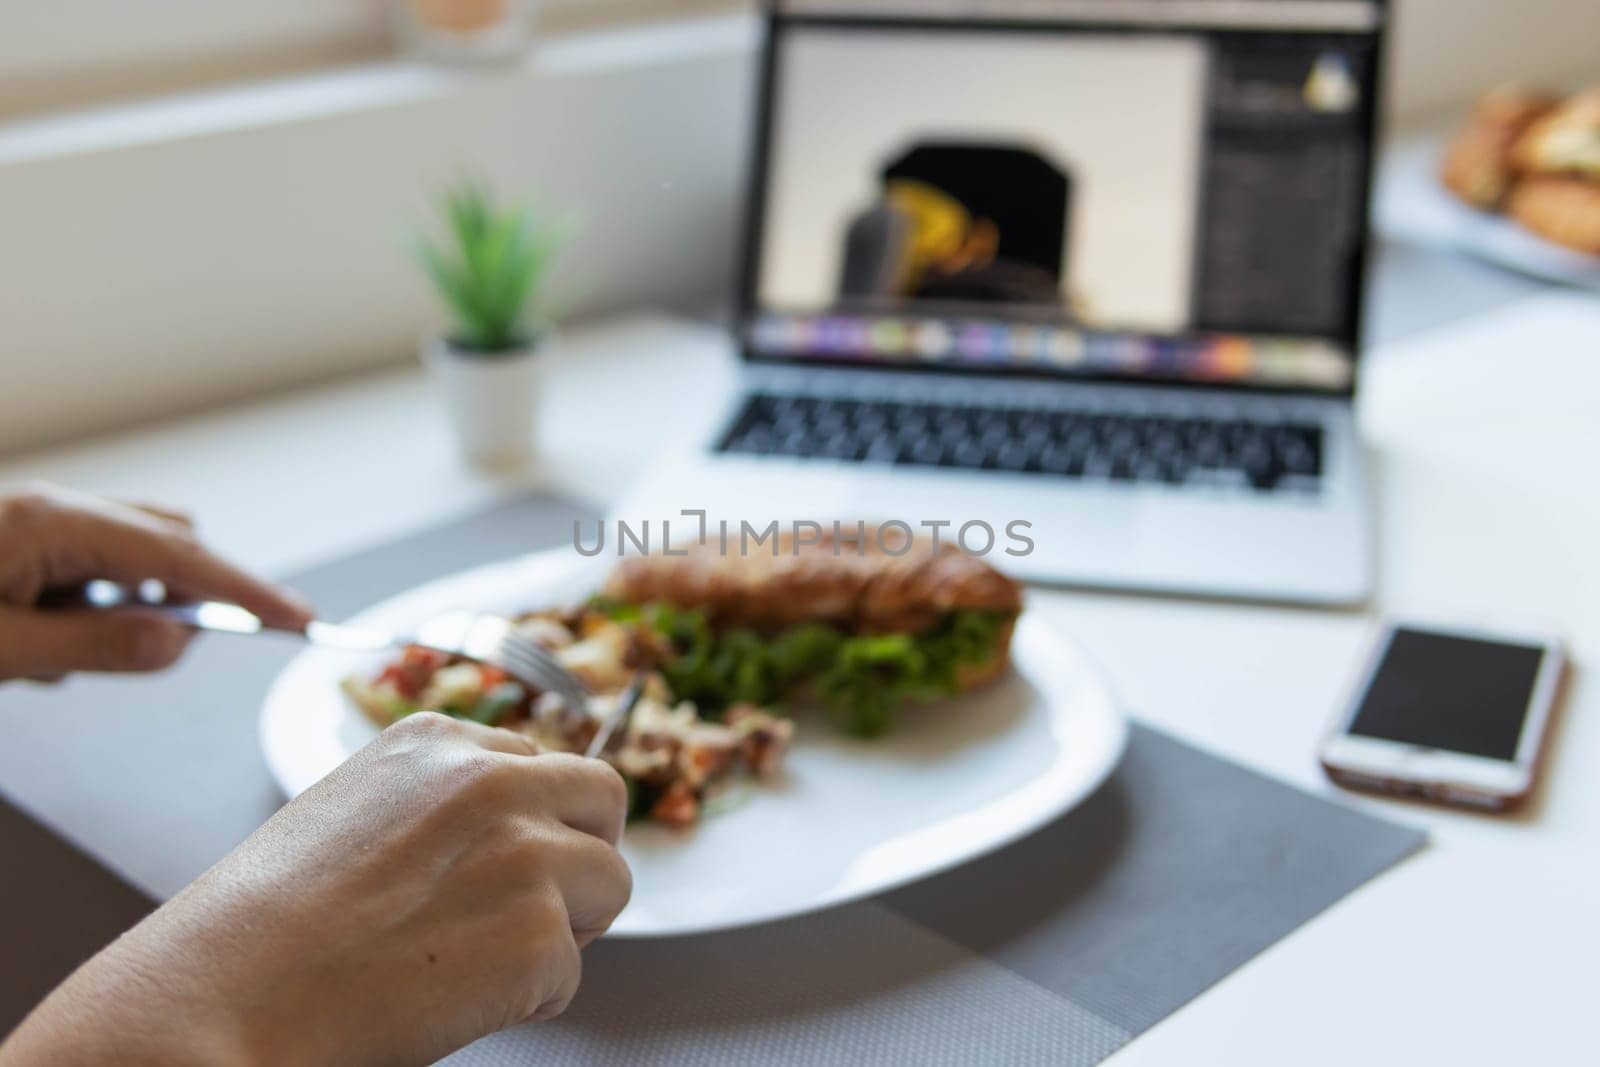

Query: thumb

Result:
[0,606,193,681]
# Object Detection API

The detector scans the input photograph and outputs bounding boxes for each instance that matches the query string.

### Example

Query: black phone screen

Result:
[1348,628,1547,761]
[0,790,155,1036]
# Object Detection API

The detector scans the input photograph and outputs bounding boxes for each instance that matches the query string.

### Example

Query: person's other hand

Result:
[0,483,312,682]
[0,713,633,1065]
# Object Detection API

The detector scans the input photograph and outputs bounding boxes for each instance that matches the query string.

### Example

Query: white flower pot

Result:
[422,336,540,468]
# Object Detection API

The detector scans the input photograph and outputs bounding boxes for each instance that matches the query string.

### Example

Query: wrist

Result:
[0,960,256,1066]
[1,904,303,1067]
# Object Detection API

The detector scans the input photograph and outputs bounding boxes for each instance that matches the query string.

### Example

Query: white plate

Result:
[259,549,1128,938]
[1375,134,1600,291]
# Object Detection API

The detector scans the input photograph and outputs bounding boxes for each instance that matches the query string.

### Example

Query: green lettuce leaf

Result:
[595,596,1010,737]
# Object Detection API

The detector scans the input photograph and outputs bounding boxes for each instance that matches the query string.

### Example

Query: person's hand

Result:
[0,483,312,682]
[0,713,633,1065]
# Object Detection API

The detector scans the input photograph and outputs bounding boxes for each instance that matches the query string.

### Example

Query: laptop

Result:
[614,0,1386,604]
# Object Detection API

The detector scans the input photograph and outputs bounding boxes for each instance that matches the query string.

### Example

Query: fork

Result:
[49,579,592,713]
[586,670,647,759]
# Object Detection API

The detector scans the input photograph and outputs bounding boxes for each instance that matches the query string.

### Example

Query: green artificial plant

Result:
[416,179,561,355]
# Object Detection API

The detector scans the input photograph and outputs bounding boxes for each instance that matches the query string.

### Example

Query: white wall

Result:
[0,2,386,90]
[1387,0,1596,123]
[0,1,743,119]
[0,16,757,456]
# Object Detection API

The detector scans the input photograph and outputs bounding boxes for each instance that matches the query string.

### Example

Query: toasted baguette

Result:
[603,523,1023,683]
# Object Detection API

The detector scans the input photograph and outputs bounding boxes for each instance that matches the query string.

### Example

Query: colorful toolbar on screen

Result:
[747,312,1353,390]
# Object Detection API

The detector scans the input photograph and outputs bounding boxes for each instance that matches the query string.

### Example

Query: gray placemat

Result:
[448,724,1425,1066]
[0,494,1426,1063]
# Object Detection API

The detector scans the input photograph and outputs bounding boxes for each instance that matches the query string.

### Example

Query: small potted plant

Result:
[416,179,561,467]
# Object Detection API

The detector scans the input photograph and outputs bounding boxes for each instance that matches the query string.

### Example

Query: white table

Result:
[2,243,1595,1064]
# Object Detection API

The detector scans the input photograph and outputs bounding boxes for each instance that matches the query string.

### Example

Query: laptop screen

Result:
[740,0,1385,393]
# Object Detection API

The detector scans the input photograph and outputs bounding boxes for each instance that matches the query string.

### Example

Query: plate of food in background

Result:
[1375,85,1600,289]
[260,525,1126,937]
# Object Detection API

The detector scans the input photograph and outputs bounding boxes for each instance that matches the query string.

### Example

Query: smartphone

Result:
[1320,621,1566,812]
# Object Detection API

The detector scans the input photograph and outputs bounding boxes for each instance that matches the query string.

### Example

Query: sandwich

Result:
[1442,85,1600,255]
[598,523,1024,737]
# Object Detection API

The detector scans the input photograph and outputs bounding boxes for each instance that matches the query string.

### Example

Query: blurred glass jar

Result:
[395,0,538,65]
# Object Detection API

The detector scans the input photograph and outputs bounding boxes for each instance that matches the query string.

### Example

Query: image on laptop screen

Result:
[743,1,1383,391]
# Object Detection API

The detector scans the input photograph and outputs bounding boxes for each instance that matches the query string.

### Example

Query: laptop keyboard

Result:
[715,392,1323,492]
